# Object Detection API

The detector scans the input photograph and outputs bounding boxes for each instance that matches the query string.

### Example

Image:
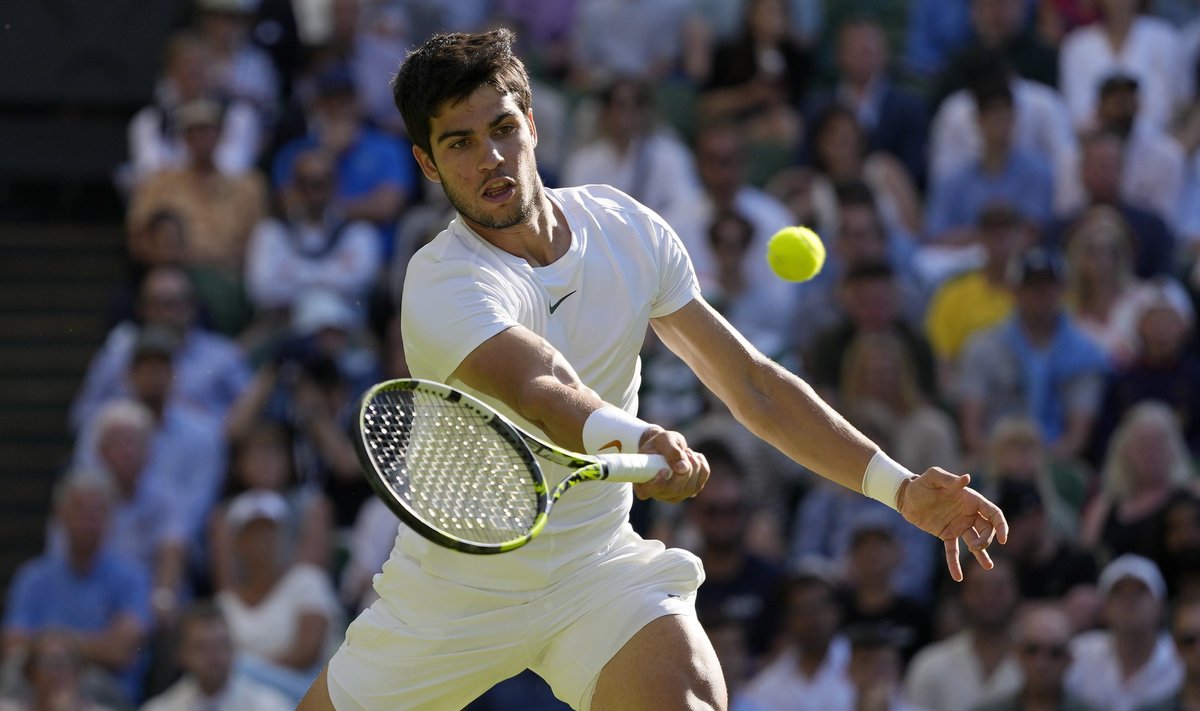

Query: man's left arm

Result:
[651,298,1007,580]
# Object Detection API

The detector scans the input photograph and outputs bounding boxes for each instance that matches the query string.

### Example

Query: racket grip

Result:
[598,453,669,483]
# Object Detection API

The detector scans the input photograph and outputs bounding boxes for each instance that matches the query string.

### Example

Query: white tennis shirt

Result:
[382,184,701,592]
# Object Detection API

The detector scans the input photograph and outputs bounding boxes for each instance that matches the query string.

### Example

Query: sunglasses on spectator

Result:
[1176,632,1200,649]
[1018,642,1069,659]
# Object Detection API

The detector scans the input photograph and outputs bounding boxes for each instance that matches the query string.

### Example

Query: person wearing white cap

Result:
[215,489,342,705]
[1064,554,1183,711]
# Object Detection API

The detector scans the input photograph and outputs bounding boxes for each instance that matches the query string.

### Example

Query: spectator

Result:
[1048,130,1177,279]
[904,0,976,79]
[141,602,291,711]
[813,15,928,188]
[80,401,188,626]
[1160,492,1200,600]
[1084,74,1186,227]
[216,490,342,703]
[1059,0,1187,131]
[797,104,923,239]
[70,265,252,435]
[562,77,702,217]
[937,0,1058,99]
[2,471,150,705]
[0,631,115,711]
[303,0,410,135]
[1062,207,1169,365]
[1138,596,1200,710]
[125,31,261,186]
[660,122,795,306]
[924,81,1054,244]
[923,204,1026,397]
[742,567,854,710]
[111,210,189,329]
[698,0,809,150]
[805,261,938,403]
[680,440,785,661]
[568,0,693,89]
[838,515,935,664]
[957,247,1109,463]
[226,290,379,525]
[786,183,924,354]
[971,602,1098,711]
[927,50,1077,214]
[208,418,334,592]
[272,64,416,258]
[1081,401,1199,568]
[789,477,937,606]
[128,99,269,276]
[981,416,1087,540]
[838,330,961,475]
[244,146,382,323]
[75,326,228,546]
[903,558,1023,711]
[1065,555,1183,711]
[195,0,281,119]
[989,478,1099,629]
[847,623,932,711]
[704,209,798,358]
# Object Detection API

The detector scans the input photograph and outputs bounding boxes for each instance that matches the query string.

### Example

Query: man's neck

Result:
[67,546,99,575]
[1020,686,1065,711]
[980,145,1010,173]
[971,625,1012,676]
[1182,677,1200,710]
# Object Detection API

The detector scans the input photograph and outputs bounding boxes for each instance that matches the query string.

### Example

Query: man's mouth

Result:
[481,179,515,203]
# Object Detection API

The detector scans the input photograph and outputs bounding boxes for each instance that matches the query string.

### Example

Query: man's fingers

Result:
[945,539,963,583]
[977,495,1010,545]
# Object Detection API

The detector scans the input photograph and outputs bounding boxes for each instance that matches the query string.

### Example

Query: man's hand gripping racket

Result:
[354,378,671,554]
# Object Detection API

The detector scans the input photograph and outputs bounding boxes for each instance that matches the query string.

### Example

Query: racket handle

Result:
[598,453,669,483]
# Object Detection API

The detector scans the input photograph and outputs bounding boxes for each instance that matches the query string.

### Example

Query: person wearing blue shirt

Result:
[3,470,153,705]
[925,80,1053,243]
[272,64,418,262]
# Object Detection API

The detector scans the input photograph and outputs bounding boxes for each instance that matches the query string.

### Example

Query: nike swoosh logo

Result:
[548,290,577,314]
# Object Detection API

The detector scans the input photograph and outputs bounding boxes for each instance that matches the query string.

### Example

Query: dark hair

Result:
[706,210,755,251]
[809,103,863,174]
[843,259,895,284]
[177,600,229,644]
[392,29,533,156]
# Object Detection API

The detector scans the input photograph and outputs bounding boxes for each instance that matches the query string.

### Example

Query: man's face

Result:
[1015,608,1073,695]
[1173,604,1200,682]
[140,271,196,332]
[180,618,233,693]
[98,423,149,491]
[59,488,110,557]
[961,560,1019,629]
[414,86,541,234]
[1104,578,1162,636]
[837,23,886,83]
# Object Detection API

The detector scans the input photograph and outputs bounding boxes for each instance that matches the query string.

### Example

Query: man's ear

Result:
[527,108,538,149]
[413,144,441,184]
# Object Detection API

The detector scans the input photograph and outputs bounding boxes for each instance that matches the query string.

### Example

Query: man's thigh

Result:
[324,591,532,710]
[590,614,726,711]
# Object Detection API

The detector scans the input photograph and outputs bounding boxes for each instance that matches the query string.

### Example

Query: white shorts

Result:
[326,525,703,711]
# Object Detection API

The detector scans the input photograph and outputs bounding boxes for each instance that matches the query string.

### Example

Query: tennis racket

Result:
[354,378,668,554]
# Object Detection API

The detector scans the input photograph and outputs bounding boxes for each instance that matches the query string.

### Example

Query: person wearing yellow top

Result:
[924,204,1026,394]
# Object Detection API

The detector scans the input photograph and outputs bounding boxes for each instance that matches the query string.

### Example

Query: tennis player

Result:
[299,29,1008,711]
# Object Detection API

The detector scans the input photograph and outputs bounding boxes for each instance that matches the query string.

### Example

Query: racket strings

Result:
[362,389,541,545]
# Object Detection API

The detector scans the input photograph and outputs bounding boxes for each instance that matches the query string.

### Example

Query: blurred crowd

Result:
[5,0,1200,709]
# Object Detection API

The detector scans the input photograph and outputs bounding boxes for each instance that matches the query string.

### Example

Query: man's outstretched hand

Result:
[896,468,1009,582]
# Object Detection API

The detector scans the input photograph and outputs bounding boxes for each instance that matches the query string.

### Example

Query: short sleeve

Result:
[649,215,701,319]
[401,258,520,383]
[2,563,41,632]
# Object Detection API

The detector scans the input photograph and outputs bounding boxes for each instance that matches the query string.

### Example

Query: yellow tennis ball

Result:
[767,226,825,282]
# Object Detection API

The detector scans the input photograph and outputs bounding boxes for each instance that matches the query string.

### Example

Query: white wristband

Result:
[582,405,652,455]
[862,450,915,511]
